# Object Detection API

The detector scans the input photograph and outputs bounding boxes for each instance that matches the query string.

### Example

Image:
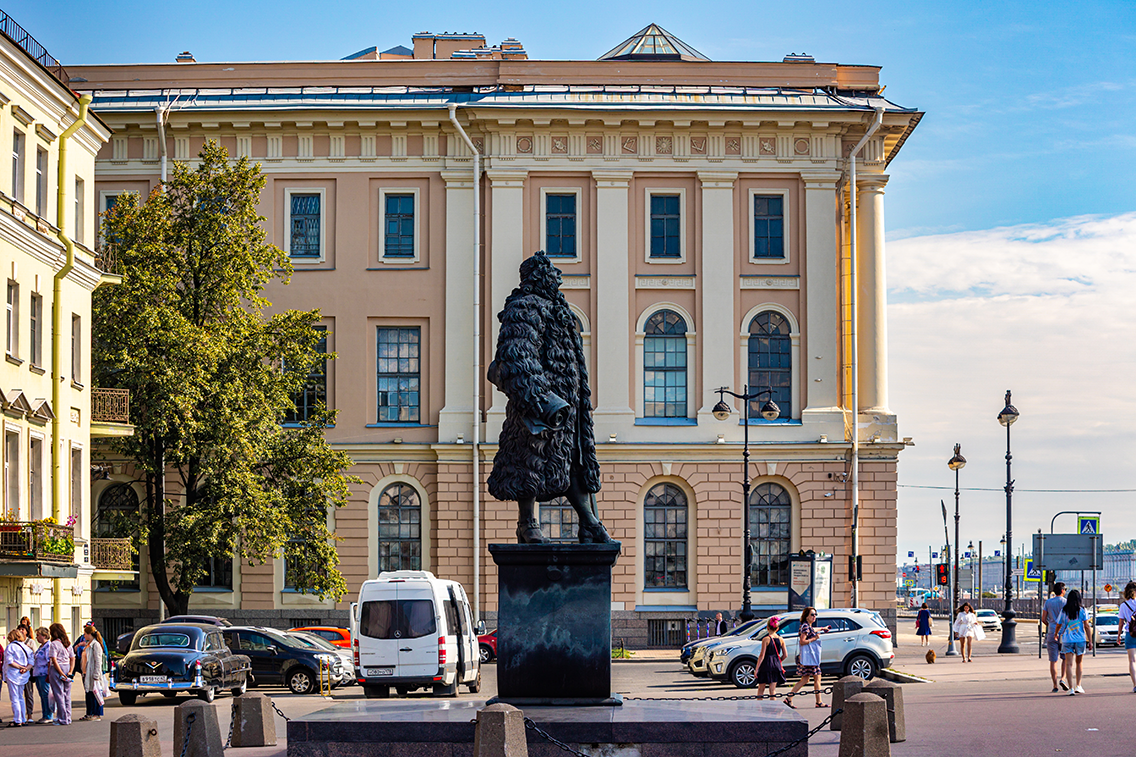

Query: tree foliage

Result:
[93,141,356,615]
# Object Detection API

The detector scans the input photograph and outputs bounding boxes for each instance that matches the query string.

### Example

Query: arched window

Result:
[644,310,688,418]
[747,312,791,419]
[540,496,578,543]
[749,482,791,587]
[644,482,688,589]
[378,483,422,571]
[93,484,140,591]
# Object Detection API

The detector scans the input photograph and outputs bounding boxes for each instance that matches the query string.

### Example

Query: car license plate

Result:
[139,675,168,685]
[365,667,394,676]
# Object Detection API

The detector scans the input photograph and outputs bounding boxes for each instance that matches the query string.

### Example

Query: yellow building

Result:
[0,13,124,639]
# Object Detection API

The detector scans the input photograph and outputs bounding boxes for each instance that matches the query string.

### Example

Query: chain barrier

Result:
[623,684,835,703]
[760,709,840,757]
[523,717,592,757]
[225,699,237,749]
[270,697,292,723]
[179,712,196,757]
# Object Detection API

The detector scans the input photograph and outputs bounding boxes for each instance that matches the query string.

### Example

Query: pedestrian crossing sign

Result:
[1078,516,1100,536]
[1025,558,1042,582]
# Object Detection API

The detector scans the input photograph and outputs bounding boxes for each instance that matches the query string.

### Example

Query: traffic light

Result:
[914,565,920,573]
[936,564,949,586]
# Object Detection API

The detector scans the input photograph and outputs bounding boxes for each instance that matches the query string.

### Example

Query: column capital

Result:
[440,169,475,188]
[591,170,633,188]
[484,169,528,187]
[800,169,843,189]
[856,173,890,191]
[697,170,738,187]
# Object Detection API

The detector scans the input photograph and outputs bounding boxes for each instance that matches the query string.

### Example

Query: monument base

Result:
[488,542,621,705]
[486,693,623,707]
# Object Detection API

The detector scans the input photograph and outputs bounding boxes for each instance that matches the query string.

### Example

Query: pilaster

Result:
[438,170,476,441]
[800,170,844,427]
[855,174,890,417]
[696,171,738,426]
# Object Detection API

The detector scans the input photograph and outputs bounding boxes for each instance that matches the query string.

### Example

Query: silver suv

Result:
[708,608,894,687]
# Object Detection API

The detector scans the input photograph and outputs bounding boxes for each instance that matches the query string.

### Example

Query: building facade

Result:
[0,13,123,642]
[74,26,920,645]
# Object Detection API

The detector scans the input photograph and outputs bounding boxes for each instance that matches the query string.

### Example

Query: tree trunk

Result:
[147,448,189,617]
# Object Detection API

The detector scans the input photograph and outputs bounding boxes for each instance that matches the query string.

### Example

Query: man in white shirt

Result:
[1043,582,1067,692]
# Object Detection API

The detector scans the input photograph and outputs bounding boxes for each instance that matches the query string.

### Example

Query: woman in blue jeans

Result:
[1056,589,1092,695]
[30,628,53,723]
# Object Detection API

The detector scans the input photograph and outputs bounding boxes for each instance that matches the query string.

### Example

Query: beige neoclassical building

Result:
[73,26,920,644]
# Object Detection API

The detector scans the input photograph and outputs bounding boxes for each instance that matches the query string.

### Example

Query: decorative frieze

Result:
[560,275,590,289]
[635,275,696,289]
[516,136,533,153]
[740,275,800,290]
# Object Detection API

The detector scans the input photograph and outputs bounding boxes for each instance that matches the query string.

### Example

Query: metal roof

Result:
[598,24,709,62]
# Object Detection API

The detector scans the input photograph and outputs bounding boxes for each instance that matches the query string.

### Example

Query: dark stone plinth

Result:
[110,714,161,757]
[287,700,808,757]
[488,543,621,704]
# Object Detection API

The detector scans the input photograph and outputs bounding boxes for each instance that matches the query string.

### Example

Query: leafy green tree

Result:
[93,141,356,616]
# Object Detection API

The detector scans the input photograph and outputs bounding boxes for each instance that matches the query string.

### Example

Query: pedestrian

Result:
[952,602,983,662]
[79,627,106,721]
[753,617,787,700]
[713,612,729,636]
[784,607,827,709]
[1043,582,1069,691]
[916,603,933,646]
[4,627,32,726]
[1117,581,1136,693]
[18,617,33,718]
[1056,589,1091,695]
[30,628,53,724]
[47,623,74,725]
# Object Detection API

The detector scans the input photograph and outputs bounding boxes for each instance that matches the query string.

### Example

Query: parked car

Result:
[111,623,251,705]
[687,620,765,677]
[1094,614,1120,646]
[290,626,351,649]
[289,630,356,685]
[975,608,1002,632]
[350,570,481,699]
[708,608,894,687]
[478,629,497,663]
[682,619,762,668]
[116,615,232,656]
[222,626,343,695]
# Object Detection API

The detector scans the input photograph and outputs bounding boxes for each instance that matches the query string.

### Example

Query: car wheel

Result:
[728,660,758,689]
[118,691,138,706]
[162,692,178,699]
[231,678,248,698]
[433,680,459,697]
[467,669,482,694]
[363,685,389,699]
[288,668,316,695]
[845,653,879,680]
[197,686,216,703]
[479,644,495,664]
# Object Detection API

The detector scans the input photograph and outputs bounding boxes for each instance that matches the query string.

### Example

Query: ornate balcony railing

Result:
[0,522,75,564]
[91,537,134,571]
[92,388,130,424]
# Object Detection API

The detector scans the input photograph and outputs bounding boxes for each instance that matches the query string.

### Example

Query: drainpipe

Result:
[447,103,482,622]
[52,94,92,624]
[155,106,168,183]
[847,106,884,609]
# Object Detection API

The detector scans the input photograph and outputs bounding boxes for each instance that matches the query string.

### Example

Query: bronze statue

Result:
[487,251,613,545]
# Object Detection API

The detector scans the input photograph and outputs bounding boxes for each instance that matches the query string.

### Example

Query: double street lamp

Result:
[946,444,966,656]
[997,390,1020,653]
[712,386,780,622]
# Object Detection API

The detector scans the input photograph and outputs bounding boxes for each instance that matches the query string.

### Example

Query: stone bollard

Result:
[474,703,529,757]
[109,714,161,757]
[864,678,905,742]
[231,693,278,747]
[829,675,864,731]
[174,700,224,757]
[838,693,890,757]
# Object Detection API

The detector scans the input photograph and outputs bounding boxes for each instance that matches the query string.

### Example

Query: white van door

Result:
[397,584,441,679]
[357,591,400,675]
[445,585,473,683]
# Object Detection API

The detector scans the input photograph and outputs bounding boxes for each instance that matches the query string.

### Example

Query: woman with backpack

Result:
[1119,581,1136,693]
[1056,589,1092,695]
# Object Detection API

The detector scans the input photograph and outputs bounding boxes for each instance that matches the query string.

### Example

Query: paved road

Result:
[0,628,1132,757]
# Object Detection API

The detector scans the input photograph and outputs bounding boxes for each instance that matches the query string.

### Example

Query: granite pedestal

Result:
[287,700,809,757]
[488,543,621,705]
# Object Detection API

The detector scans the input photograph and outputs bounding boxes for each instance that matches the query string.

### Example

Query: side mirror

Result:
[269,646,279,655]
[476,621,486,636]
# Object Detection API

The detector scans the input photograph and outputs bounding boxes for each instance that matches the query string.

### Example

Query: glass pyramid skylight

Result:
[598,24,709,62]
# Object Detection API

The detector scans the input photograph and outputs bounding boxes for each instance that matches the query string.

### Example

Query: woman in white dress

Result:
[952,602,985,662]
[4,627,33,726]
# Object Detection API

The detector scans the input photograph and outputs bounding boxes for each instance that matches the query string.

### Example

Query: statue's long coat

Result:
[487,287,600,502]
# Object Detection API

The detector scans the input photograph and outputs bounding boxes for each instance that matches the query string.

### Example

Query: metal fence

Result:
[0,10,69,86]
[92,388,130,423]
[646,619,687,647]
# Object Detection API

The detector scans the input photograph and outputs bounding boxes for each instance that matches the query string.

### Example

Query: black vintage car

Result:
[111,623,251,705]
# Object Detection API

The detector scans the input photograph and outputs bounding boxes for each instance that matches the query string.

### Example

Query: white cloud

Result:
[889,213,1136,563]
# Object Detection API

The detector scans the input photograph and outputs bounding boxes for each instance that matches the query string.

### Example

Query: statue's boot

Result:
[578,520,614,544]
[516,518,548,544]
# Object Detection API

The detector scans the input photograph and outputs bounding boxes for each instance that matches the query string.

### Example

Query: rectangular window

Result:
[5,282,16,356]
[376,327,420,423]
[545,193,577,257]
[753,195,784,259]
[70,446,82,527]
[29,437,42,521]
[29,294,41,366]
[288,193,321,258]
[35,147,47,217]
[4,431,18,518]
[71,314,81,382]
[383,194,415,258]
[284,326,327,423]
[74,177,84,244]
[11,130,24,204]
[644,335,687,418]
[649,194,681,258]
[196,555,234,590]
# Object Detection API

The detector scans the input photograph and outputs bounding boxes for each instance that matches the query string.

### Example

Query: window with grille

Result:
[753,195,784,259]
[540,496,578,542]
[289,193,321,258]
[545,193,577,257]
[644,483,688,589]
[378,483,421,572]
[643,310,687,418]
[94,483,140,591]
[285,326,327,423]
[649,195,681,258]
[377,327,420,423]
[747,312,791,419]
[750,482,791,587]
[383,194,415,258]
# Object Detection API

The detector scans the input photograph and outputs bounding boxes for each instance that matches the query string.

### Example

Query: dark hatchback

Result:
[222,626,343,695]
[111,623,251,705]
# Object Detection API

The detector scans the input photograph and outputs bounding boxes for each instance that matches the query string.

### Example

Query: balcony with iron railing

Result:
[91,537,134,571]
[91,388,134,437]
[0,521,78,577]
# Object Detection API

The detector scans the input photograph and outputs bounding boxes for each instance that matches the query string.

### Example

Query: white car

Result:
[1094,614,1120,646]
[975,608,1002,632]
[708,608,894,687]
[685,621,765,677]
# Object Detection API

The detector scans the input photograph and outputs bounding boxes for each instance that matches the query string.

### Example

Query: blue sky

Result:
[18,2,1136,563]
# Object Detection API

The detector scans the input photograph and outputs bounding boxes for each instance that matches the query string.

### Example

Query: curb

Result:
[879,667,933,684]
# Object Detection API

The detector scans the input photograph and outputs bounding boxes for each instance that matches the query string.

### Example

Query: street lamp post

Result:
[967,541,975,599]
[946,444,966,657]
[1000,536,1006,600]
[713,386,780,622]
[998,390,1020,653]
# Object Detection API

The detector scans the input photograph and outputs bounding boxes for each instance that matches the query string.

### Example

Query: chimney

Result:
[176,51,196,63]
[412,32,435,59]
